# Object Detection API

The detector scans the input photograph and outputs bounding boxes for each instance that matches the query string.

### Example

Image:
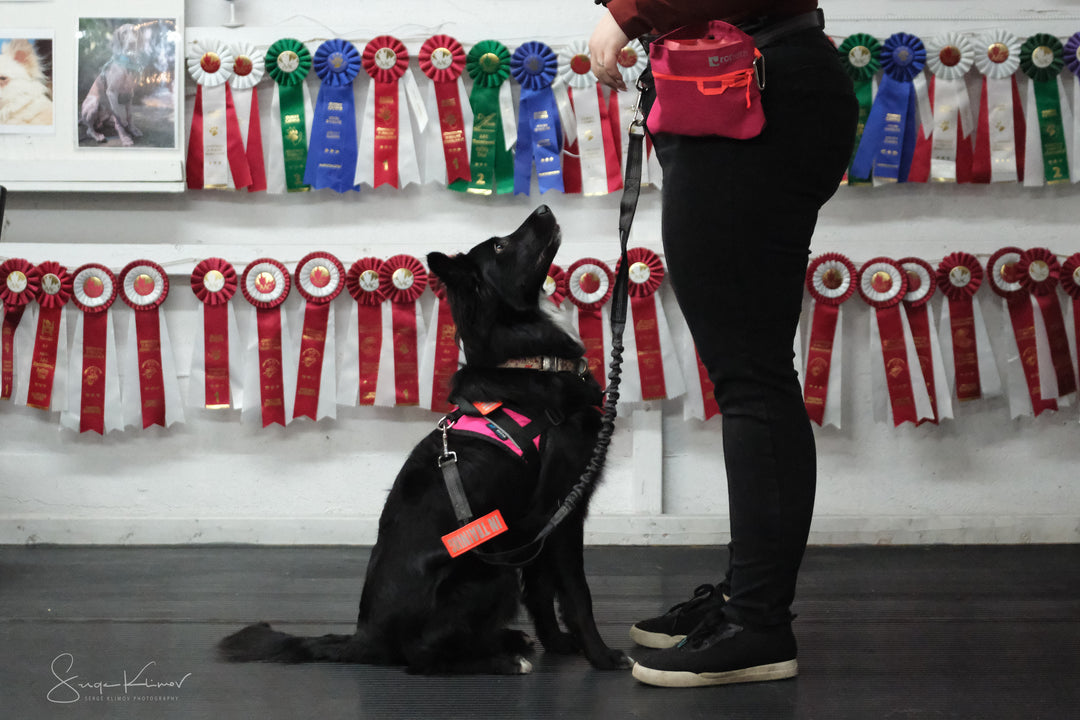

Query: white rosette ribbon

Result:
[187,40,236,189]
[973,30,1022,182]
[229,41,267,191]
[925,32,975,182]
[558,40,622,195]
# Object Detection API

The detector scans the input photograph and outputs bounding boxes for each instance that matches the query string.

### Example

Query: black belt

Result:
[746,9,826,48]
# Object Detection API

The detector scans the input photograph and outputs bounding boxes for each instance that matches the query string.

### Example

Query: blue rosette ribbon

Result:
[304,39,362,192]
[510,42,564,195]
[851,33,926,183]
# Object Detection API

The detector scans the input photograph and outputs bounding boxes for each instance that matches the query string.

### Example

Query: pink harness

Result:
[450,407,540,458]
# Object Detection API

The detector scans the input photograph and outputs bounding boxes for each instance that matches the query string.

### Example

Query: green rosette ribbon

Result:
[839,34,882,186]
[1020,33,1069,184]
[266,38,313,191]
[453,40,514,195]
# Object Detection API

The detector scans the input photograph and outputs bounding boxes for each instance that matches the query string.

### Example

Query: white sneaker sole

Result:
[628,625,684,649]
[632,658,798,687]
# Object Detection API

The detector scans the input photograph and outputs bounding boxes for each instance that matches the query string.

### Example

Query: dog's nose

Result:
[534,205,550,216]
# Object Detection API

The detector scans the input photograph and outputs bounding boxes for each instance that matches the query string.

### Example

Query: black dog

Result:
[219,206,631,675]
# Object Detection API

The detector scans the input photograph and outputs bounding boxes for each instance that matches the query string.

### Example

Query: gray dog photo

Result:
[77,18,177,148]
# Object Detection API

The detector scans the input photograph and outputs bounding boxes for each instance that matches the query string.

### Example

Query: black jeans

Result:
[648,28,858,627]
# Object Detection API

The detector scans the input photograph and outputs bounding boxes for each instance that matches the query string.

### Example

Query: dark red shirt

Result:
[606,0,819,38]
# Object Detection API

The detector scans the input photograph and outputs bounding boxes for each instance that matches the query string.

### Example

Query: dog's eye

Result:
[493,240,507,254]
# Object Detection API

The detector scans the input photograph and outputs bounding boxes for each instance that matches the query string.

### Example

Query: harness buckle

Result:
[437,450,458,468]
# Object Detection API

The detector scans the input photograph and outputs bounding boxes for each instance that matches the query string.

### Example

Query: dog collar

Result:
[498,356,589,377]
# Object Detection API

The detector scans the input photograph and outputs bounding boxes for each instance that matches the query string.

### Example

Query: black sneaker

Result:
[629,583,728,649]
[631,617,798,687]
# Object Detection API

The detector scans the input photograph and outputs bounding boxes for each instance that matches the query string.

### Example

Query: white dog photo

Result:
[0,35,53,131]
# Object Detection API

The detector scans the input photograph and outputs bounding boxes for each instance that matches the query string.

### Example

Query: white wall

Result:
[2,1,1080,545]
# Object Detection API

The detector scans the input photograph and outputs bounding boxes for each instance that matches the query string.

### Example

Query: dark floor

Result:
[1,544,1078,719]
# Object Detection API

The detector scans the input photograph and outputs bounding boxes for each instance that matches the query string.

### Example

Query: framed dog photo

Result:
[0,32,54,134]
[76,17,179,149]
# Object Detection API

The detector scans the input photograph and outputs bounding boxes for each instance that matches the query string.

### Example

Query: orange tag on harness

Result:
[471,401,502,416]
[442,510,508,558]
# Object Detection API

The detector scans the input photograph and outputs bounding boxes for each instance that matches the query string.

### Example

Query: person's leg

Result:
[632,31,857,685]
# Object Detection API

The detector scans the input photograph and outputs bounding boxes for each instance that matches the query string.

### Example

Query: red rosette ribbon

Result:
[803,253,856,427]
[191,258,238,409]
[363,36,409,188]
[988,247,1056,416]
[900,257,943,423]
[379,255,428,406]
[935,252,985,401]
[1018,247,1076,398]
[617,248,668,401]
[858,257,926,426]
[544,264,567,307]
[241,258,291,427]
[566,258,614,389]
[423,274,459,413]
[71,264,118,434]
[419,35,470,184]
[119,260,172,429]
[1,258,40,400]
[292,252,345,421]
[344,258,386,406]
[25,262,72,411]
[1062,253,1080,394]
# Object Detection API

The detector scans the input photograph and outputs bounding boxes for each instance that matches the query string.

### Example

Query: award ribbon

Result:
[304,40,361,193]
[457,40,515,195]
[1020,34,1070,186]
[1,258,38,400]
[858,257,932,426]
[190,258,238,409]
[972,30,1024,183]
[340,258,385,406]
[612,43,651,185]
[934,252,999,402]
[266,38,312,192]
[119,260,181,430]
[1017,247,1076,399]
[900,257,951,423]
[186,40,252,190]
[229,42,267,192]
[851,33,926,184]
[803,253,856,427]
[558,40,622,196]
[1061,253,1080,393]
[358,36,419,189]
[924,33,975,183]
[566,258,614,389]
[25,262,71,411]
[66,264,120,434]
[293,251,345,421]
[617,248,682,402]
[241,259,292,427]
[419,35,471,184]
[511,42,564,195]
[544,264,567,307]
[379,255,428,406]
[838,34,882,186]
[988,247,1056,417]
[421,275,460,414]
[1065,34,1080,182]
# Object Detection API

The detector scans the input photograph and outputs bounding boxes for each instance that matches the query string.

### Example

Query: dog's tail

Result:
[218,622,375,664]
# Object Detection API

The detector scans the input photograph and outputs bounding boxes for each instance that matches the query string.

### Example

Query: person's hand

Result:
[589,11,630,92]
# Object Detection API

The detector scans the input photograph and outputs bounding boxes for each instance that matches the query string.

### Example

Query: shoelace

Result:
[665,583,718,617]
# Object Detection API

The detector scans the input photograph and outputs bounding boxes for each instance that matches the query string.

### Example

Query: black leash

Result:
[437,78,648,568]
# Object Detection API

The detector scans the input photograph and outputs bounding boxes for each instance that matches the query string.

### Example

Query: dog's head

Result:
[111,23,151,61]
[0,39,47,109]
[428,205,583,366]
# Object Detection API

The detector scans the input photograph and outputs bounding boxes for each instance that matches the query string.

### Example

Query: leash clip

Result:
[437,415,458,467]
[627,86,646,137]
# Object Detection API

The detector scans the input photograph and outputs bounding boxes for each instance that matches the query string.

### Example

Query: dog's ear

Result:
[7,39,41,77]
[426,252,476,292]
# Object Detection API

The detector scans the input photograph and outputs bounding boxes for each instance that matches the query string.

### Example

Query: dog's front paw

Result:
[589,647,634,671]
[120,135,135,147]
[499,629,535,654]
